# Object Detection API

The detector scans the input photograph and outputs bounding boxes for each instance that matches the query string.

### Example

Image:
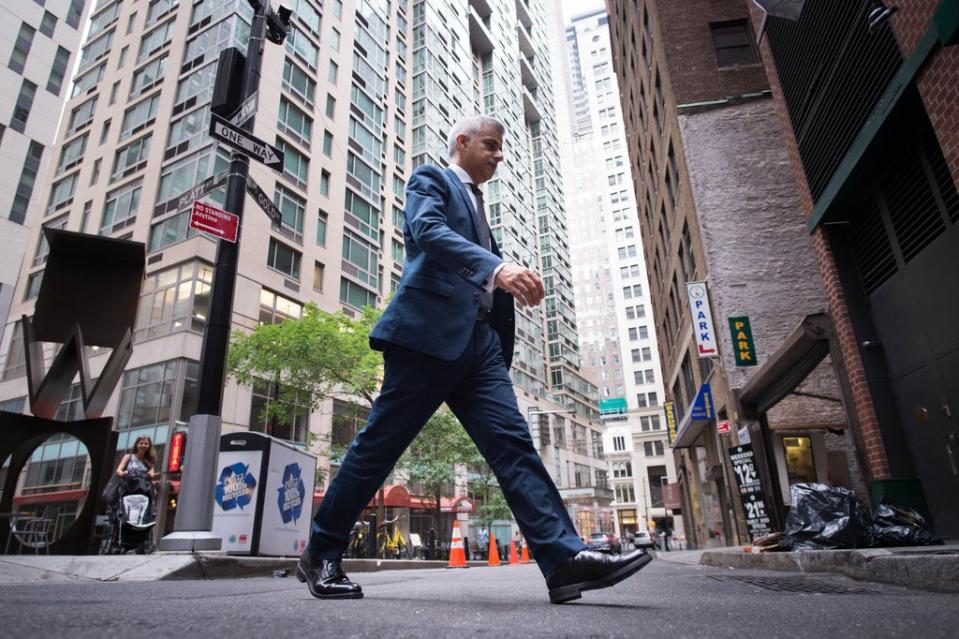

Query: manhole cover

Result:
[707,575,881,594]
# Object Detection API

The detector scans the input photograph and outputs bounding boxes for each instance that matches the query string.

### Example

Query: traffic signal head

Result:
[267,6,292,44]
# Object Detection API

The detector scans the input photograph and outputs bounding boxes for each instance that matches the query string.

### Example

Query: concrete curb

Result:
[161,556,491,580]
[700,547,959,593]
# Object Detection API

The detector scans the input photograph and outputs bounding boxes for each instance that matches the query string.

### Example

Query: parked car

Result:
[632,530,656,549]
[587,532,621,554]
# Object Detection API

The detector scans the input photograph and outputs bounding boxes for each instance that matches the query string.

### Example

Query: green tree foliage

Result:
[227,303,383,428]
[396,409,478,539]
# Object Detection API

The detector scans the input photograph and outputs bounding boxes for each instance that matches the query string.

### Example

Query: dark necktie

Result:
[469,183,492,251]
[468,183,494,314]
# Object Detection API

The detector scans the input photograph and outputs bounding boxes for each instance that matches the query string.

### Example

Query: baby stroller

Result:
[101,470,157,554]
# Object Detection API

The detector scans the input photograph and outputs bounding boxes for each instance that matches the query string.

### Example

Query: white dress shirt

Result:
[449,163,504,292]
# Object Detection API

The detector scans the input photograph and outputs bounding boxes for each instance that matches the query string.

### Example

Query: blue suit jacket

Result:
[370,165,516,368]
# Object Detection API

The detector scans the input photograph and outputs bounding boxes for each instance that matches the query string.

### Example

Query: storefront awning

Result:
[673,383,716,448]
[736,313,832,418]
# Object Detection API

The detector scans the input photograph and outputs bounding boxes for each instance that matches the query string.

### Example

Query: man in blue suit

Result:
[297,115,651,603]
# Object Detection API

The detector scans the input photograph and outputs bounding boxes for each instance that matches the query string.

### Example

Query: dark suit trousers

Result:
[308,321,586,576]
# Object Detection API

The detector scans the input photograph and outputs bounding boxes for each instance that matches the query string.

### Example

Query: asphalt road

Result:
[2,555,957,638]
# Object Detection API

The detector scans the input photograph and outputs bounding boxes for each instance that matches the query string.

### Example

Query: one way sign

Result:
[209,114,284,169]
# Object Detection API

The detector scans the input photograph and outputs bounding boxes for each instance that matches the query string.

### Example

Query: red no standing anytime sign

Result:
[190,201,239,243]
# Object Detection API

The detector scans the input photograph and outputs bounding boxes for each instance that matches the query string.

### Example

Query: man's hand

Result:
[494,263,545,307]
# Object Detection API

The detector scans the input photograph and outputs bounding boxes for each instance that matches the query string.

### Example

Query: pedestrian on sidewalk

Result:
[297,115,651,604]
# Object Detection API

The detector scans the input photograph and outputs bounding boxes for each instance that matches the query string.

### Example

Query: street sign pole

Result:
[160,0,287,552]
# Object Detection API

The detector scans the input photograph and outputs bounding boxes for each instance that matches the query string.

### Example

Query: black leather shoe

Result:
[545,549,652,604]
[296,554,363,599]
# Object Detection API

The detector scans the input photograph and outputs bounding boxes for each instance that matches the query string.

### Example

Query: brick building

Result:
[746,0,959,537]
[606,0,866,547]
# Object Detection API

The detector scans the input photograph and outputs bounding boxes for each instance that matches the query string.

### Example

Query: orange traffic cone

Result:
[487,532,501,566]
[508,538,520,565]
[521,540,533,563]
[447,521,468,568]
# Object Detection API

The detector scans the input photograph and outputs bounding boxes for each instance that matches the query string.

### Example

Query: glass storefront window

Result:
[783,436,816,484]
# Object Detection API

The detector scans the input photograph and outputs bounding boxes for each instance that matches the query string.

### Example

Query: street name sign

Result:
[230,92,258,128]
[177,169,229,211]
[190,201,239,243]
[209,113,283,169]
[246,178,283,226]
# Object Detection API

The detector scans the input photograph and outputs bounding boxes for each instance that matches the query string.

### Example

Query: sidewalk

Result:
[0,553,478,584]
[656,543,959,593]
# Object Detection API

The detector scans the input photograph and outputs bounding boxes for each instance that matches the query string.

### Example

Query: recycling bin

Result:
[211,431,316,556]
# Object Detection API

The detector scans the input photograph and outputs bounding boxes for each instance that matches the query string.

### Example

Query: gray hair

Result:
[447,115,506,157]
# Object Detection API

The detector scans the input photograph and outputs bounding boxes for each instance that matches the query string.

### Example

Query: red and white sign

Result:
[717,420,731,435]
[190,201,239,243]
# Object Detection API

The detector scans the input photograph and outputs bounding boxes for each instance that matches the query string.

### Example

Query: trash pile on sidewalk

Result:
[753,483,941,552]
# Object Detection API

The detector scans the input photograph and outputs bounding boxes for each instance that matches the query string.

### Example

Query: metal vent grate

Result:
[766,1,903,202]
[707,575,881,594]
[880,140,946,263]
[849,198,897,295]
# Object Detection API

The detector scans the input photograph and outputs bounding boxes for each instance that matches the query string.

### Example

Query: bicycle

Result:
[376,515,412,559]
[344,521,370,558]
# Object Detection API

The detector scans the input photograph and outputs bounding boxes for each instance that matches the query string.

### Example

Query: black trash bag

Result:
[869,504,940,547]
[783,483,871,550]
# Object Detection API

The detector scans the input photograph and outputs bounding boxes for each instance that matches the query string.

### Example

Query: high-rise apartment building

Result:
[0,0,612,541]
[559,9,678,540]
[1,0,91,343]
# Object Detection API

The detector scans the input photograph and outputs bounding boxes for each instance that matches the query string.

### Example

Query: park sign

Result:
[190,201,239,243]
[686,281,719,359]
[209,113,283,169]
[729,316,758,367]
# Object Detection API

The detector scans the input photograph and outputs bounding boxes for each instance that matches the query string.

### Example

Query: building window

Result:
[340,277,376,309]
[328,60,338,84]
[259,288,302,325]
[643,441,665,456]
[273,184,306,242]
[11,80,38,133]
[331,399,368,448]
[710,20,758,68]
[111,133,152,181]
[116,360,198,441]
[325,94,336,118]
[640,415,661,432]
[8,23,36,75]
[612,435,626,452]
[276,137,309,189]
[46,46,72,97]
[313,261,324,292]
[249,379,309,444]
[330,27,340,50]
[282,57,316,107]
[100,179,142,233]
[71,61,106,97]
[130,55,166,99]
[24,271,44,300]
[46,172,78,215]
[10,141,44,224]
[134,261,212,341]
[148,209,200,252]
[322,130,333,156]
[278,97,312,146]
[320,169,330,196]
[120,94,160,141]
[316,211,327,245]
[267,237,302,279]
[33,215,69,266]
